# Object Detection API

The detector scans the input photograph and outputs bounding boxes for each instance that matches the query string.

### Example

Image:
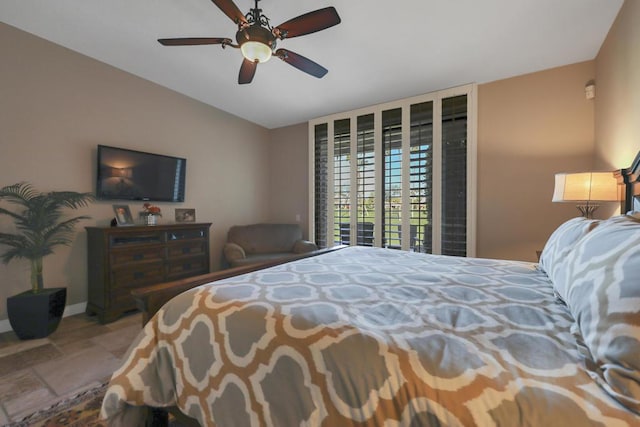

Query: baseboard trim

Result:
[0,301,87,334]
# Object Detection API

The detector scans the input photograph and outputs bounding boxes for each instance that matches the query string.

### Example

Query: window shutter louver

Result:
[333,119,351,245]
[441,95,467,256]
[382,108,402,249]
[314,123,329,248]
[409,101,434,253]
[357,114,375,246]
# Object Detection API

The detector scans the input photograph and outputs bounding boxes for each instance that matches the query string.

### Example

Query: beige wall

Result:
[0,23,271,321]
[268,123,310,236]
[594,0,640,169]
[477,61,596,261]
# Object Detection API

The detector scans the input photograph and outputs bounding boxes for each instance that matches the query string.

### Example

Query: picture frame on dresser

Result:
[175,208,196,223]
[112,204,134,226]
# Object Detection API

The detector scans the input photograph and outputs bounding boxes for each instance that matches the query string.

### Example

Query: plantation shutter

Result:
[409,101,434,253]
[356,114,375,246]
[313,123,329,249]
[310,85,475,256]
[441,95,467,256]
[382,108,403,249]
[333,119,351,245]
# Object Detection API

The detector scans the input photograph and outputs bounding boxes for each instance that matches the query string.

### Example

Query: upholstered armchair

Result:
[223,223,318,268]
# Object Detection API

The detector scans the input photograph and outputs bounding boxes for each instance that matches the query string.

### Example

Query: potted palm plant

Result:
[0,182,93,339]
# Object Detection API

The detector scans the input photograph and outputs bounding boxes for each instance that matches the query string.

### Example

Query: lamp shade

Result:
[552,172,619,202]
[241,41,272,63]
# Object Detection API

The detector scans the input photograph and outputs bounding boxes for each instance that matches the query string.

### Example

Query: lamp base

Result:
[576,204,599,218]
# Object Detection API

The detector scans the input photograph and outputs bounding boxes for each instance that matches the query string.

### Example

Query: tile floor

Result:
[0,311,143,424]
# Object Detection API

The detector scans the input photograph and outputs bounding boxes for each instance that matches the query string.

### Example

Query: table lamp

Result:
[552,171,620,218]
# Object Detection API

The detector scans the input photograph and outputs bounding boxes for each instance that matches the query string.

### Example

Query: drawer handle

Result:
[133,272,145,280]
[182,247,191,254]
[183,263,191,270]
[133,254,144,261]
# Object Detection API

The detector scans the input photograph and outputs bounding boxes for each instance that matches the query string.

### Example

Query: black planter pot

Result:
[7,287,66,340]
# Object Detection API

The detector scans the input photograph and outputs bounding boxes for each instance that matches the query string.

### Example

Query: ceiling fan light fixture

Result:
[241,41,272,63]
[237,25,275,63]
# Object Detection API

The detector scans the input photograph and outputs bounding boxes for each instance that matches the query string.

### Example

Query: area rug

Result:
[8,382,188,427]
[8,382,108,427]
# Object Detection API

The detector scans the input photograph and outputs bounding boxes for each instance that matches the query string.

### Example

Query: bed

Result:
[101,153,640,426]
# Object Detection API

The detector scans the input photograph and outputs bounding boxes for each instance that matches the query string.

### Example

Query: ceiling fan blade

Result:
[158,37,231,46]
[211,0,248,25]
[238,59,258,84]
[275,49,328,78]
[274,7,341,39]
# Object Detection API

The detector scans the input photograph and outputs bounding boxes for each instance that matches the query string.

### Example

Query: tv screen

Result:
[96,145,186,202]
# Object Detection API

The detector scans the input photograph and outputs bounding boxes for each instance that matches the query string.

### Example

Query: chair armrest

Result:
[224,242,246,262]
[293,239,318,254]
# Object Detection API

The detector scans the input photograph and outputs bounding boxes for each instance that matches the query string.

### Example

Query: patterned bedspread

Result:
[101,246,638,426]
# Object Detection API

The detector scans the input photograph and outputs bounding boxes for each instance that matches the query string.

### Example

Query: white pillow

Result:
[538,217,599,301]
[561,215,640,413]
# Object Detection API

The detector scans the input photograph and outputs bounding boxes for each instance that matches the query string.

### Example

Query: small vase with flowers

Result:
[141,203,161,225]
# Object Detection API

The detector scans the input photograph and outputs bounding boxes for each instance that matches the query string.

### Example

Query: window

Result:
[310,85,476,256]
[409,101,433,253]
[333,119,350,245]
[313,123,329,248]
[382,108,402,249]
[357,114,375,246]
[441,95,468,256]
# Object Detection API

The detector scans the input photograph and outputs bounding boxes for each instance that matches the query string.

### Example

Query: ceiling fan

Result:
[158,0,341,84]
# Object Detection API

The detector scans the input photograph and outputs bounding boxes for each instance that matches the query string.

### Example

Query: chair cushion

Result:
[227,224,303,254]
[230,252,299,267]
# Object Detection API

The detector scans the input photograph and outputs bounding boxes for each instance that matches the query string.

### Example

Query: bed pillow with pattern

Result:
[538,216,600,301]
[561,214,640,413]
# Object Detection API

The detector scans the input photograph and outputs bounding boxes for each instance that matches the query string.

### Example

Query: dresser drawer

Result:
[111,262,165,288]
[168,229,207,241]
[110,246,165,266]
[167,241,206,258]
[109,231,164,247]
[167,257,208,279]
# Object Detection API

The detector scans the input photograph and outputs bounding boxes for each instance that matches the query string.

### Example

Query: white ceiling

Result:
[0,0,624,129]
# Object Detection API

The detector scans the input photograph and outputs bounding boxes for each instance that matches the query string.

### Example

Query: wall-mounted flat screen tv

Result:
[96,145,186,202]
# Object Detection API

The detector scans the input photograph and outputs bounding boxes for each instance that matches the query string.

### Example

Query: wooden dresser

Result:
[85,222,211,323]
